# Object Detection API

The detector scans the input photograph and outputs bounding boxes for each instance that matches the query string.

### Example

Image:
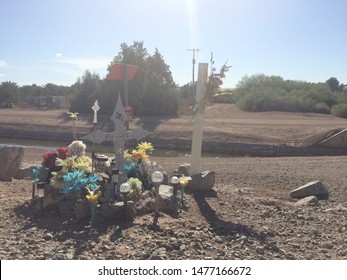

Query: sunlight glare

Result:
[186,0,199,48]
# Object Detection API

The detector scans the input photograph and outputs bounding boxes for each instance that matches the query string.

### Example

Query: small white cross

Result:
[91,100,100,124]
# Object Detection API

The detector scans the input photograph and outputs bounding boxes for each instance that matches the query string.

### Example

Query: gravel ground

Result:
[0,150,346,260]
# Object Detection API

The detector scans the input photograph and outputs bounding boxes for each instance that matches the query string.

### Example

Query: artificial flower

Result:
[179,178,189,188]
[124,161,137,177]
[74,156,92,173]
[55,155,92,173]
[85,188,101,205]
[50,171,66,189]
[57,147,68,157]
[60,170,99,194]
[32,167,50,182]
[123,150,133,164]
[132,149,149,162]
[137,142,154,153]
[128,177,142,197]
[67,140,86,157]
[67,112,78,120]
[42,147,68,171]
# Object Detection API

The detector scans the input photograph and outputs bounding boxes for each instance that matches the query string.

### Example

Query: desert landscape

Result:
[0,104,346,260]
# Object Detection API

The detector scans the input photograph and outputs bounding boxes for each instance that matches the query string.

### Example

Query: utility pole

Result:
[187,48,201,95]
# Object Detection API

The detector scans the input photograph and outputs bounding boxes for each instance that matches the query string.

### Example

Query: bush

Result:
[331,103,347,118]
[232,74,339,115]
[313,102,331,114]
[213,93,235,104]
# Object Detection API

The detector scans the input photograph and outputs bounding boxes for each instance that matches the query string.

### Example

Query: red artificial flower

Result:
[57,147,68,160]
[42,147,68,171]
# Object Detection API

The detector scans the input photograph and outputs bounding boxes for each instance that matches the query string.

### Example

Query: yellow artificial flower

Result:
[124,150,133,164]
[74,156,92,173]
[85,189,101,205]
[67,112,78,120]
[50,171,65,189]
[132,149,149,162]
[179,178,189,188]
[137,142,154,153]
[55,156,92,173]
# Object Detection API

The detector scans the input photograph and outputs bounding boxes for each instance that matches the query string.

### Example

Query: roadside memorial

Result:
[25,57,230,228]
[28,94,178,226]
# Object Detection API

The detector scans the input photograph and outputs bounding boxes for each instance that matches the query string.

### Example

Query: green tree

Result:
[20,84,43,98]
[0,81,20,106]
[104,41,178,116]
[69,71,101,113]
[108,41,148,70]
[233,74,339,115]
[326,77,340,92]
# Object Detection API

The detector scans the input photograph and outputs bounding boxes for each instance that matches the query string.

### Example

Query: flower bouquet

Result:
[124,141,155,191]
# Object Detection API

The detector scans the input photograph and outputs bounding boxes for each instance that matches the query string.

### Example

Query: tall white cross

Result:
[91,100,100,124]
[190,63,208,176]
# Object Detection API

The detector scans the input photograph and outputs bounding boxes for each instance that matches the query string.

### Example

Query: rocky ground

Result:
[0,151,346,260]
[0,104,346,260]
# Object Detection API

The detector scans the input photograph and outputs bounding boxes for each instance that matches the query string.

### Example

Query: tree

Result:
[107,41,148,70]
[326,77,340,92]
[104,41,178,116]
[232,74,338,114]
[69,71,101,113]
[0,81,20,106]
[20,84,43,98]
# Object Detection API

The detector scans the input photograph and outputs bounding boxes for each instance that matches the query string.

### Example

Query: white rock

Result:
[290,180,328,199]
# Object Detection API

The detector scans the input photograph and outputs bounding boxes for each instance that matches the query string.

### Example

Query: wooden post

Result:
[190,63,208,176]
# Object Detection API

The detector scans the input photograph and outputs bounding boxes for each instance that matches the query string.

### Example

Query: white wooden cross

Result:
[190,63,208,176]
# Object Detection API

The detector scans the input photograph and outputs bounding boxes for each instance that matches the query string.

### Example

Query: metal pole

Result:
[153,182,160,227]
[124,193,128,221]
[92,123,96,173]
[187,48,201,96]
[123,64,129,131]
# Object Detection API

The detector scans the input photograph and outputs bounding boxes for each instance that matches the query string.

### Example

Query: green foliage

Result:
[232,74,347,117]
[212,93,235,104]
[69,71,101,113]
[179,82,195,99]
[331,103,347,118]
[326,77,340,92]
[102,41,178,116]
[0,81,20,105]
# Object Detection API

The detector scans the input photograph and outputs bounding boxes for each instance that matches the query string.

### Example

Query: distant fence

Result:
[23,96,69,109]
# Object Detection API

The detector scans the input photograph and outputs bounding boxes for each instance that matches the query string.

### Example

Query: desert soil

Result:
[0,104,346,260]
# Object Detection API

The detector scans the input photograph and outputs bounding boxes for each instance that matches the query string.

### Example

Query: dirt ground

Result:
[1,103,347,147]
[0,104,346,260]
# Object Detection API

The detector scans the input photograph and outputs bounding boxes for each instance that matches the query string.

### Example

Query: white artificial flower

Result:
[67,140,86,157]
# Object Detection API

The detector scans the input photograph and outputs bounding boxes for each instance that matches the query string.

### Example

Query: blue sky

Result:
[0,0,346,88]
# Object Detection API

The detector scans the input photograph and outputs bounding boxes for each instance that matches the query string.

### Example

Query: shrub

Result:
[331,103,347,118]
[213,93,235,103]
[313,102,331,114]
[232,74,340,115]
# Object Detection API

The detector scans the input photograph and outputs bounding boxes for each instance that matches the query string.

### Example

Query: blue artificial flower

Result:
[124,162,140,178]
[84,174,100,191]
[31,167,50,182]
[60,169,86,194]
[60,169,100,194]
